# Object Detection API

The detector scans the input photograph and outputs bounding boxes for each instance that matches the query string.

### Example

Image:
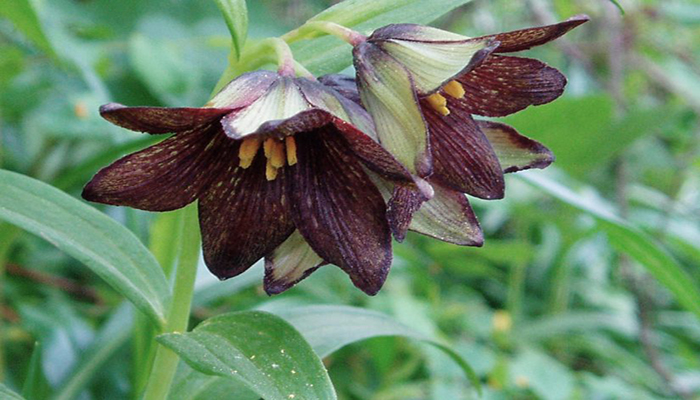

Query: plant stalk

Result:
[140,205,201,400]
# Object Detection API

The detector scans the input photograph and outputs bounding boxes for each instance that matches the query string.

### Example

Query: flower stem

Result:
[267,38,296,77]
[284,21,367,46]
[141,204,200,400]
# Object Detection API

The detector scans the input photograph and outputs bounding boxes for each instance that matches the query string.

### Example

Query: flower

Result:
[352,15,589,202]
[83,70,427,295]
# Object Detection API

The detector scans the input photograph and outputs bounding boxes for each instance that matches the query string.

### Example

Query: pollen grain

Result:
[266,159,279,181]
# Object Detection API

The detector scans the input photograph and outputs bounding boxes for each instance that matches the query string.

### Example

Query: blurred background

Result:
[2,0,700,399]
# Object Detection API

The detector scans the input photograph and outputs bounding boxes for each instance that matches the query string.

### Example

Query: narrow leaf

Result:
[214,0,248,60]
[0,170,170,326]
[520,172,700,320]
[21,342,49,400]
[0,384,25,400]
[273,305,482,394]
[158,311,336,400]
[0,0,56,57]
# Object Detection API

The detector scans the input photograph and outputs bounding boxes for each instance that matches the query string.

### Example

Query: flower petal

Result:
[372,29,497,95]
[387,184,430,242]
[199,151,294,280]
[220,77,313,139]
[456,55,566,117]
[317,74,362,105]
[478,14,590,53]
[288,128,392,295]
[82,125,230,211]
[477,121,554,173]
[263,230,325,295]
[99,103,231,134]
[354,42,431,177]
[206,70,280,108]
[409,182,483,246]
[422,101,505,199]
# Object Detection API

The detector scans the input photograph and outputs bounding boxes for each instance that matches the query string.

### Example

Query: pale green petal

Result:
[379,37,494,95]
[221,77,312,138]
[478,121,554,173]
[409,184,483,246]
[355,42,431,176]
[264,230,324,294]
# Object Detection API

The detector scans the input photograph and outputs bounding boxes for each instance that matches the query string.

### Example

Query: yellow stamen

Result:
[265,159,279,181]
[239,138,261,169]
[285,136,298,166]
[444,80,465,99]
[271,140,286,168]
[427,93,450,116]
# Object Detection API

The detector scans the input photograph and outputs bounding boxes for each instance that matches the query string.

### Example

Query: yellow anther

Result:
[427,93,450,116]
[263,138,285,168]
[265,159,279,181]
[285,136,298,166]
[239,138,261,169]
[444,80,466,99]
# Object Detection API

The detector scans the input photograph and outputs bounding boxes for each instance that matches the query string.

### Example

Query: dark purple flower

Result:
[83,70,427,295]
[321,12,581,245]
[352,15,589,203]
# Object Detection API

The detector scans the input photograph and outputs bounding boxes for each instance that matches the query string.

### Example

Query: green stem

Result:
[283,21,366,46]
[134,211,186,396]
[0,223,21,382]
[141,205,201,400]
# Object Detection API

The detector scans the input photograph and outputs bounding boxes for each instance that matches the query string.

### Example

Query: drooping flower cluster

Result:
[83,15,588,295]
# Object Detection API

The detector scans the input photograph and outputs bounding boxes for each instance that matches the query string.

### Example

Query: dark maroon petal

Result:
[82,125,230,211]
[422,102,505,199]
[199,152,294,280]
[409,182,483,246]
[477,120,554,173]
[387,184,430,242]
[99,103,231,134]
[455,55,566,117]
[318,74,362,105]
[288,128,392,295]
[478,14,590,53]
[263,231,326,295]
[330,117,414,184]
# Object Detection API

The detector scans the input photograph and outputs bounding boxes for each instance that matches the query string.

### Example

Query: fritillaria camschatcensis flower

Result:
[83,67,431,295]
[319,15,589,244]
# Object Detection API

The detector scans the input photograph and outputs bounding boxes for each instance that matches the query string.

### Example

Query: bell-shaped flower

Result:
[319,74,556,245]
[352,15,588,200]
[83,70,428,295]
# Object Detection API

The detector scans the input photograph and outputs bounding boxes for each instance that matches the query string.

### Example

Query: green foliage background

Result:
[1,0,700,399]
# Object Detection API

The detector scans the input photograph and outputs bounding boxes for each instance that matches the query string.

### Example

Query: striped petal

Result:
[288,127,392,295]
[199,149,294,280]
[82,125,230,211]
[478,121,554,173]
[477,14,590,53]
[457,55,566,117]
[264,231,325,295]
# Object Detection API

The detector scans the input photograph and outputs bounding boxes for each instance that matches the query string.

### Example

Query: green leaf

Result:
[169,364,258,400]
[609,0,625,14]
[0,170,170,326]
[53,305,133,400]
[520,172,700,320]
[21,342,49,400]
[273,305,482,394]
[214,0,248,61]
[0,384,25,400]
[158,311,336,400]
[0,0,56,57]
